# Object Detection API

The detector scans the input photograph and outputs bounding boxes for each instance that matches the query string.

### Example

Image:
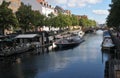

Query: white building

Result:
[22,0,57,17]
[38,4,54,17]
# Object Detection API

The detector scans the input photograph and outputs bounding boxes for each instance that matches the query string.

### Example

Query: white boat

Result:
[78,30,85,38]
[48,42,57,50]
[101,36,115,50]
[70,30,84,38]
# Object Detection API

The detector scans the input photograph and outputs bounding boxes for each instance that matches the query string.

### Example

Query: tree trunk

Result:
[0,27,5,35]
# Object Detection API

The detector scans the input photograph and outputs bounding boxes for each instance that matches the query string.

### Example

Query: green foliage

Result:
[64,15,72,27]
[79,17,96,28]
[0,1,18,35]
[49,14,72,28]
[79,18,88,27]
[44,13,55,27]
[16,3,34,32]
[71,15,79,26]
[48,14,96,29]
[52,16,60,27]
[107,0,120,29]
[48,13,55,18]
[44,17,51,26]
[32,10,45,27]
[88,19,96,27]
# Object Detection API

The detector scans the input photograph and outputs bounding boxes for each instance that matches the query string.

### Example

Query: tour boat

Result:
[55,35,84,48]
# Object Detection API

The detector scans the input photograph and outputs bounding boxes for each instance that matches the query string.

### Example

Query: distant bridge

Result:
[83,27,108,33]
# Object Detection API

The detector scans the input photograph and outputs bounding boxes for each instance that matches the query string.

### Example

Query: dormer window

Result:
[40,2,42,5]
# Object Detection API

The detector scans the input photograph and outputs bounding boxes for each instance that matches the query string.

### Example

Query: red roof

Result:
[37,0,45,3]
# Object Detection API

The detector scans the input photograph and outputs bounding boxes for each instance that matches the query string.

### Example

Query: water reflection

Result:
[0,56,25,78]
[53,45,78,51]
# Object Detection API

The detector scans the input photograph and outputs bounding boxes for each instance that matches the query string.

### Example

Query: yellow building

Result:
[1,0,21,13]
[7,0,21,13]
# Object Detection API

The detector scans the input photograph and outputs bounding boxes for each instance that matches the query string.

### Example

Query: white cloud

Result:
[92,10,109,15]
[61,5,67,9]
[68,3,76,7]
[46,0,67,4]
[46,0,102,8]
[54,0,67,4]
[86,0,102,4]
[67,0,77,7]
[78,1,86,7]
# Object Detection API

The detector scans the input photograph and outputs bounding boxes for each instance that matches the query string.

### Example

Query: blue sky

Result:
[46,0,111,24]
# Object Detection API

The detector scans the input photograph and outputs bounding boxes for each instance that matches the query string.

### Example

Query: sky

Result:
[45,0,111,24]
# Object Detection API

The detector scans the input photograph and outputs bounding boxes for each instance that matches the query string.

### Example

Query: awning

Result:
[15,34,40,39]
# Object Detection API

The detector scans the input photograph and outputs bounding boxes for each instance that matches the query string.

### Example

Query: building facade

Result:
[0,0,21,13]
[7,0,21,13]
[64,10,71,15]
[36,0,55,17]
[76,15,88,20]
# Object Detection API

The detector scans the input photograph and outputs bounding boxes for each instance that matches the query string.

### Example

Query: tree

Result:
[107,0,120,29]
[32,10,45,30]
[52,16,60,28]
[79,18,88,27]
[54,14,72,29]
[79,17,96,28]
[88,19,96,27]
[71,15,79,26]
[16,3,34,33]
[0,1,18,35]
[64,15,72,28]
[48,13,55,18]
[44,13,55,30]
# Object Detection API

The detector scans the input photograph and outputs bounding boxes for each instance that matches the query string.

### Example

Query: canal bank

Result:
[109,30,120,52]
[104,30,120,78]
[0,30,107,78]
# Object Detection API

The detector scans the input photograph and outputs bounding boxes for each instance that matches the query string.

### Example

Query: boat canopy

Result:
[15,34,40,39]
[104,35,111,38]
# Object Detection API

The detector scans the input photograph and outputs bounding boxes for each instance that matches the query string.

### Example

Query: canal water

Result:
[0,30,109,78]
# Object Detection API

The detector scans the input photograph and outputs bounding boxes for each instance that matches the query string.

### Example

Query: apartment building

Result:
[36,0,55,17]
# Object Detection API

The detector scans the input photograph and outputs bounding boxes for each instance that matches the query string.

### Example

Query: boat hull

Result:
[55,39,84,48]
[56,43,78,48]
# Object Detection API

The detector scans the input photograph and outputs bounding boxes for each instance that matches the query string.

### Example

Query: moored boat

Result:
[101,36,115,50]
[55,36,84,48]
